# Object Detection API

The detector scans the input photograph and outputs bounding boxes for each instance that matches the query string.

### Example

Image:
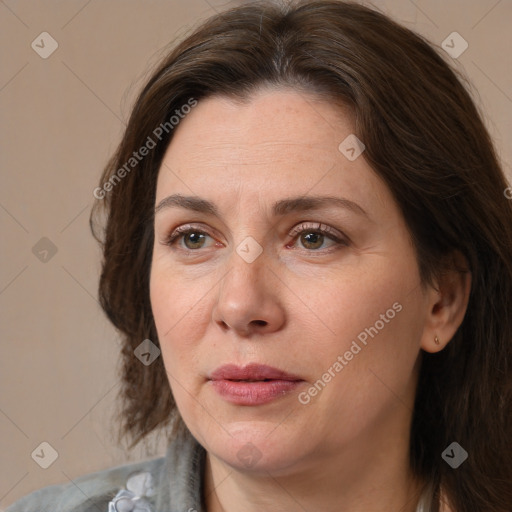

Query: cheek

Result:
[150,257,199,332]
[304,251,423,387]
[149,273,198,417]
[305,259,417,346]
[149,263,211,375]
[300,285,423,441]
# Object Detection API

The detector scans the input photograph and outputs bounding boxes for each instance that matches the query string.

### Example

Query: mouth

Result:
[208,363,304,405]
[208,363,303,382]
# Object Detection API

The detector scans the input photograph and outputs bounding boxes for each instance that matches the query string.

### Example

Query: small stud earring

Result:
[434,335,441,345]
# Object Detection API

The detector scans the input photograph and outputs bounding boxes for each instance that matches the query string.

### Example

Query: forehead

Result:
[163,87,352,158]
[155,88,389,217]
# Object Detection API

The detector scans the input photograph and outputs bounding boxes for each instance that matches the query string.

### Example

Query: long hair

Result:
[90,2,512,510]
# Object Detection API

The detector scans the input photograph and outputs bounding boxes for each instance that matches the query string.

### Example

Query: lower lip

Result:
[210,379,303,405]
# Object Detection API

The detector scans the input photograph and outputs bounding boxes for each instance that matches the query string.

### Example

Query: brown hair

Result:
[90,1,512,510]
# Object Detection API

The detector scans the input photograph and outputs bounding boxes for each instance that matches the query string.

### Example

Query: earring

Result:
[434,335,441,345]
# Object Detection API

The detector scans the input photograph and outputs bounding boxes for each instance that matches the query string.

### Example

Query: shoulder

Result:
[5,455,165,512]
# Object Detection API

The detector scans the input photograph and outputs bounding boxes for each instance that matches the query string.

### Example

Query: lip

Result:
[208,363,304,406]
[209,363,302,381]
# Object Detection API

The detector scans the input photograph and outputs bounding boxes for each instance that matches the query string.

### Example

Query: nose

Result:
[212,247,286,338]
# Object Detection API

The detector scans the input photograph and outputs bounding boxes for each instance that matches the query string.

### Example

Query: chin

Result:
[204,422,309,474]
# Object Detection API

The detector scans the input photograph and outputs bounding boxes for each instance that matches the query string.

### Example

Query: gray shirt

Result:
[5,431,206,512]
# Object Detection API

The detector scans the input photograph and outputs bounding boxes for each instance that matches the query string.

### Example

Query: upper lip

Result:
[209,363,303,381]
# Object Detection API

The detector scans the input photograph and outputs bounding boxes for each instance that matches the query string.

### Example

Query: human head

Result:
[91,1,512,510]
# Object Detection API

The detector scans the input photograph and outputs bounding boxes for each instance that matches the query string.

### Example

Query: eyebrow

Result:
[154,194,368,218]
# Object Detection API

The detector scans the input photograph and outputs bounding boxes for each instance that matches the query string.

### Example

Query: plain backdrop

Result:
[1,0,511,507]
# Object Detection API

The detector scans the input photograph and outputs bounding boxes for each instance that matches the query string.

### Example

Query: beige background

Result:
[1,0,511,507]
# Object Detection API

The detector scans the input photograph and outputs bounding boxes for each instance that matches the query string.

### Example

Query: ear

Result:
[420,250,472,353]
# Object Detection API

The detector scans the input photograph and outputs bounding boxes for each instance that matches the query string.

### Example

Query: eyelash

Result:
[162,222,349,253]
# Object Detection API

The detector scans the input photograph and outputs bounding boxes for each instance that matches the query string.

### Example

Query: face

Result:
[150,87,430,476]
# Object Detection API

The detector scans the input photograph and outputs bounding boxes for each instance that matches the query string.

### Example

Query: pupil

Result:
[303,232,322,249]
[187,233,204,248]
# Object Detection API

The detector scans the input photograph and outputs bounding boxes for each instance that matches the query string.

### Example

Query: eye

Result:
[163,225,217,251]
[287,222,348,251]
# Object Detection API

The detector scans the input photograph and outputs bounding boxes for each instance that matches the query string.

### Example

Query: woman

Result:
[7,1,512,511]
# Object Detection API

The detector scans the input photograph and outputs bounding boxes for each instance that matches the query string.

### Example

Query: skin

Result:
[150,87,470,512]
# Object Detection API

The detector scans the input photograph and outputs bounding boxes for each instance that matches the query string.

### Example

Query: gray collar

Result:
[155,431,206,512]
